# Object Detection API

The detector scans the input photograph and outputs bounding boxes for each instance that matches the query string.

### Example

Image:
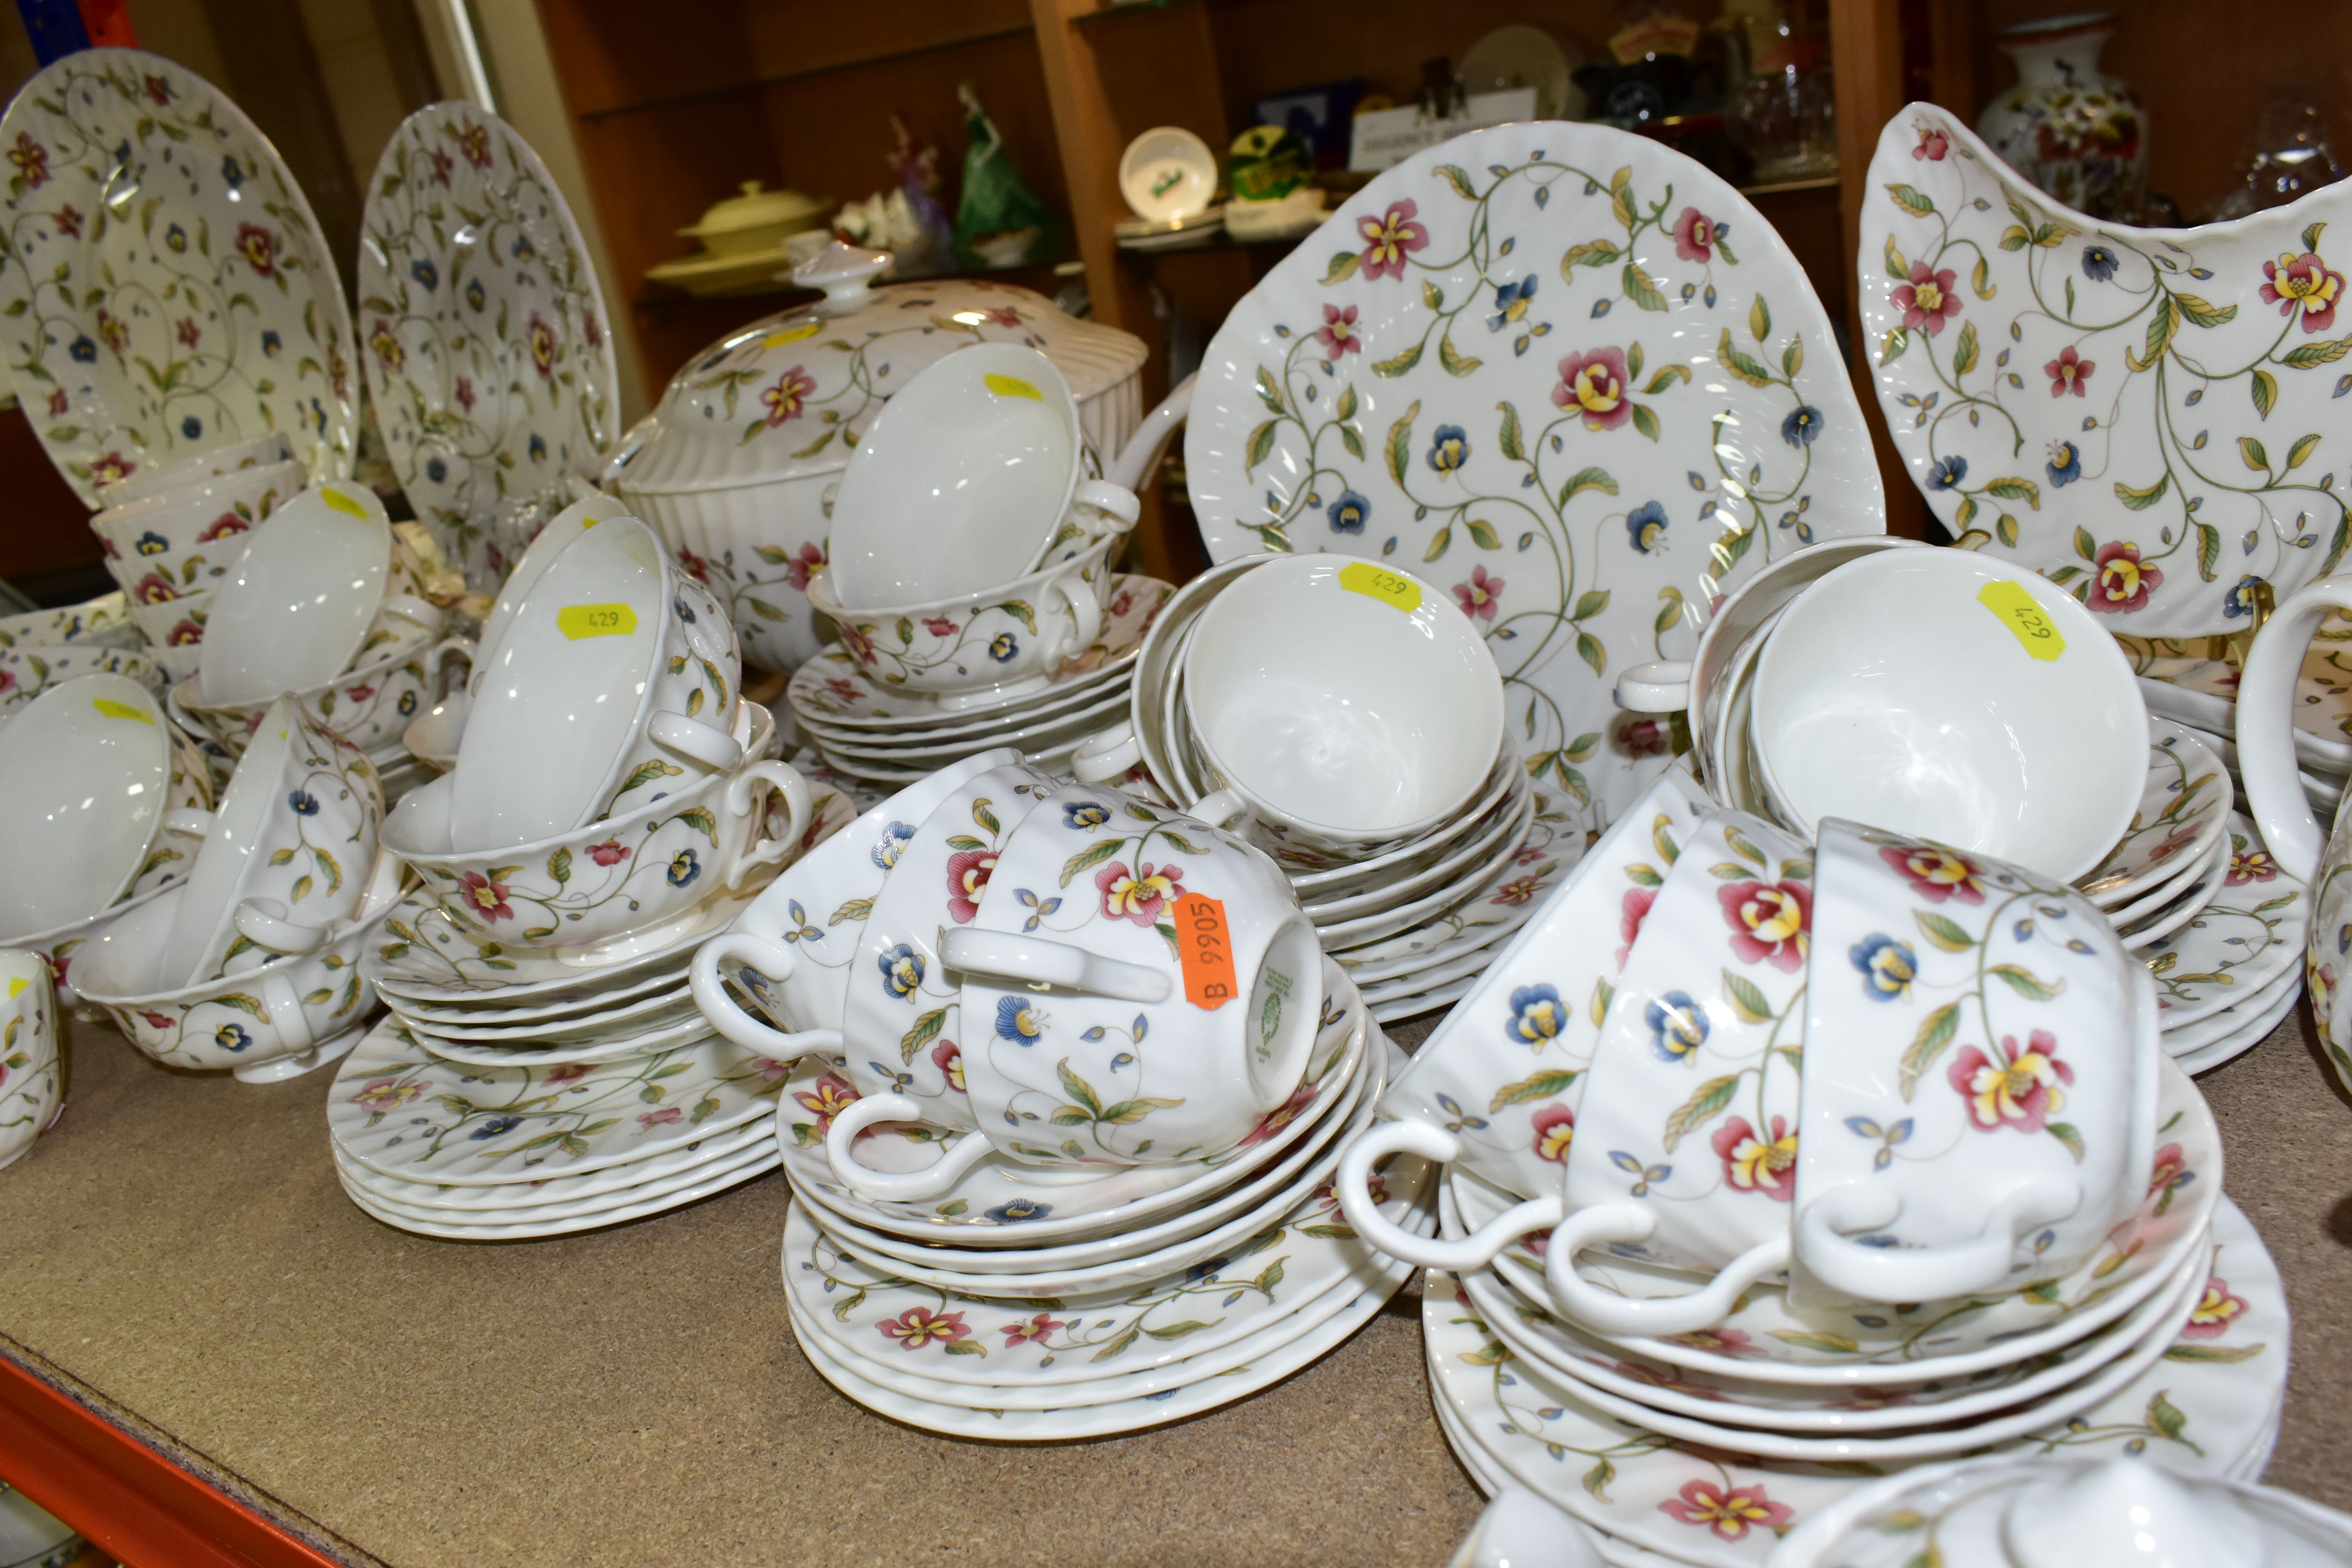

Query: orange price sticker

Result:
[1172,892,1236,1010]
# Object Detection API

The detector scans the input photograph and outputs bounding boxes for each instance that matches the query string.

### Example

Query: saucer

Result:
[2141,816,2309,1030]
[2075,720,2230,907]
[333,1114,774,1211]
[337,1132,774,1225]
[1330,798,1584,974]
[343,1148,779,1239]
[364,877,770,1000]
[1313,804,1539,947]
[2170,974,2302,1074]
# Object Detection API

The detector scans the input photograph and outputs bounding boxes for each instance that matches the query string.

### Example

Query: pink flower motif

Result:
[1357,200,1428,281]
[2182,1275,2247,1338]
[7,133,48,190]
[823,677,861,703]
[52,204,80,238]
[674,547,711,584]
[131,573,176,604]
[138,1010,176,1031]
[1551,347,1632,431]
[428,148,453,185]
[760,366,817,427]
[1670,207,1715,263]
[1913,126,1950,161]
[197,513,249,543]
[2227,844,2279,885]
[89,452,134,488]
[1618,887,1657,966]
[1878,842,1988,904]
[1891,260,1962,336]
[454,376,475,412]
[2147,822,2202,866]
[1240,1083,1317,1147]
[459,872,513,922]
[1107,588,1134,618]
[1712,1114,1798,1200]
[1453,564,1504,621]
[1532,1104,1574,1163]
[2261,251,2342,333]
[1659,1481,1793,1541]
[343,683,374,704]
[175,316,200,350]
[784,541,826,592]
[793,1073,858,1133]
[1490,875,1544,907]
[1316,303,1363,357]
[1666,1326,1757,1357]
[1618,717,1666,757]
[350,1076,422,1112]
[1949,1030,2073,1133]
[545,1062,594,1085]
[588,839,630,867]
[984,307,1022,329]
[1096,860,1183,926]
[923,616,956,637]
[1719,879,1811,971]
[45,387,65,417]
[637,1105,683,1129]
[838,621,877,665]
[945,846,998,924]
[2089,541,2162,614]
[879,1307,969,1349]
[932,1039,965,1092]
[2045,343,2094,397]
[1001,1311,1065,1346]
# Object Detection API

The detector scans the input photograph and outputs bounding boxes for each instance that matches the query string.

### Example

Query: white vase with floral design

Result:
[1975,13,2147,222]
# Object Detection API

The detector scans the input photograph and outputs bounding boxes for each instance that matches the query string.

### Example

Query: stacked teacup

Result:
[165,479,459,802]
[74,695,402,1082]
[785,343,1167,785]
[0,592,162,728]
[334,514,851,1239]
[1338,781,2286,1557]
[690,758,1438,1436]
[1078,554,1568,1024]
[87,431,306,681]
[1618,541,2299,1072]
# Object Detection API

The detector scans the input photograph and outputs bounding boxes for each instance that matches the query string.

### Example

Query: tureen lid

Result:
[681,180,831,240]
[608,247,1147,496]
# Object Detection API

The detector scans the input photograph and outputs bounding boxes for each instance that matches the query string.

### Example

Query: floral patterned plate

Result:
[1330,788,1583,968]
[328,1016,788,1184]
[807,684,1130,762]
[2110,833,2225,931]
[1186,121,1884,831]
[2141,815,2308,1028]
[2075,719,2230,904]
[331,1112,772,1210]
[2121,630,2352,774]
[2163,960,2299,1056]
[358,104,617,588]
[362,877,769,1000]
[1425,1196,2281,1568]
[0,49,357,504]
[2170,975,2300,1074]
[336,1130,773,1225]
[1860,105,2352,636]
[343,1146,778,1240]
[1314,801,1538,947]
[385,968,688,1025]
[1371,972,1479,1025]
[2118,841,2228,952]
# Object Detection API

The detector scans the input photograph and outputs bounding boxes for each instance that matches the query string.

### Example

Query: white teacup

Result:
[91,458,305,604]
[2238,573,2352,879]
[1747,548,2146,882]
[825,342,1141,610]
[823,782,1322,1199]
[1180,554,1504,853]
[464,495,603,699]
[0,674,181,942]
[92,432,294,506]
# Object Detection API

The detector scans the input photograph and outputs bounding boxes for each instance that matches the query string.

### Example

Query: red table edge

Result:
[0,1337,367,1568]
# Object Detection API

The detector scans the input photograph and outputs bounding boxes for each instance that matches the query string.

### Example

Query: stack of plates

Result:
[336,785,858,1238]
[1425,1066,2291,1565]
[785,574,1173,788]
[1125,557,1586,1024]
[774,960,1437,1438]
[2126,637,2351,818]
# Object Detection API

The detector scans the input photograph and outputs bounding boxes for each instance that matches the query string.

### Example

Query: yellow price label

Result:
[984,373,1043,401]
[762,322,822,349]
[92,697,152,723]
[557,603,641,640]
[1978,580,2066,662]
[320,486,370,519]
[1338,561,1423,614]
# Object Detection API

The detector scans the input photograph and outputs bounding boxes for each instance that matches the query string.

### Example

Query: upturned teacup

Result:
[170,624,474,763]
[91,431,293,507]
[91,457,303,603]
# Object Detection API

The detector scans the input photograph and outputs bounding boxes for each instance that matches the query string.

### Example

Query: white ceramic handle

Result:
[1070,720,1142,784]
[823,1092,992,1201]
[1794,1177,2081,1303]
[162,807,213,838]
[688,931,843,1060]
[2237,574,2352,879]
[1543,1201,1792,1334]
[1072,479,1141,530]
[1334,1122,1563,1268]
[259,965,315,1054]
[1037,566,1103,665]
[650,710,746,772]
[937,927,1171,1002]
[234,898,326,955]
[422,636,476,697]
[723,760,813,888]
[1616,660,1693,714]
[599,416,656,488]
[1109,373,1194,494]
[1188,788,1253,832]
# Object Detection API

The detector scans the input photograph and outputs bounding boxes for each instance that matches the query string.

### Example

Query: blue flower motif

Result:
[2082,244,2119,281]
[1782,405,1822,447]
[673,595,695,624]
[1426,425,1470,476]
[880,943,924,1000]
[1849,934,1917,1002]
[1625,500,1668,554]
[1926,455,1968,491]
[465,278,486,312]
[512,233,536,261]
[1487,275,1537,332]
[69,336,95,363]
[221,155,245,189]
[1645,992,1708,1063]
[528,434,547,463]
[470,1114,523,1140]
[287,789,318,815]
[871,822,916,870]
[180,416,201,439]
[1327,488,1370,534]
[2225,575,2267,618]
[667,849,700,887]
[163,222,186,253]
[1504,984,1565,1047]
[261,329,281,356]
[1062,800,1111,830]
[398,690,418,715]
[985,1197,1053,1222]
[135,530,169,556]
[2046,440,2082,488]
[1184,1255,1232,1283]
[1016,889,1061,932]
[410,258,438,291]
[995,994,1044,1043]
[214,1023,251,1053]
[425,456,447,484]
[988,632,1018,662]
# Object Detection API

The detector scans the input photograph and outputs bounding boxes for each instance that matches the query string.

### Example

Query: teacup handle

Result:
[2237,573,2352,878]
[689,931,844,1059]
[938,927,1171,1002]
[162,807,213,838]
[822,1092,993,1201]
[1108,373,1192,494]
[1070,720,1141,784]
[1188,788,1254,833]
[1793,1176,2081,1303]
[1037,566,1103,665]
[234,897,327,956]
[651,710,746,772]
[1072,479,1141,530]
[1542,1201,1792,1334]
[258,965,316,1054]
[1615,661,1692,715]
[1334,1121,1563,1269]
[422,636,476,697]
[723,759,813,888]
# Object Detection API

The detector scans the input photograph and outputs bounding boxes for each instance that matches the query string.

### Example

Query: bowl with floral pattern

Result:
[169,624,474,762]
[90,459,302,601]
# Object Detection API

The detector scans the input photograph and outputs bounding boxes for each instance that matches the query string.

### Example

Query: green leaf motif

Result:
[1982,476,2040,509]
[1989,963,2065,1000]
[1952,320,1979,377]
[1255,365,1285,416]
[1559,466,1618,505]
[1059,838,1123,888]
[2252,368,2277,420]
[1662,1074,1740,1151]
[900,1007,947,1063]
[2115,475,2169,511]
[1385,399,1420,486]
[1438,332,1481,377]
[2287,432,2321,471]
[548,846,571,886]
[1716,328,1774,388]
[1058,1059,1102,1118]
[1496,401,1524,462]
[1622,262,1666,312]
[1560,239,1620,276]
[1721,969,1773,1025]
[2239,435,2270,472]
[1490,1070,1579,1112]
[1321,250,1360,285]
[1898,1002,1961,1100]
[1372,341,1423,378]
[1884,182,1935,217]
[1915,911,1976,952]
[1246,419,1278,471]
[1436,163,1477,200]
[1749,295,1772,342]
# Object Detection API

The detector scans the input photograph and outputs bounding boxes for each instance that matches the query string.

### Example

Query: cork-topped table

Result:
[0,1006,2347,1567]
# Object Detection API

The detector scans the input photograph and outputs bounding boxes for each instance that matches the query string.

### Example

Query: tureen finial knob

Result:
[793,240,891,312]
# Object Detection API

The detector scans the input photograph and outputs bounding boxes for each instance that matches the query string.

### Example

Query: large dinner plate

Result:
[1187,120,1884,828]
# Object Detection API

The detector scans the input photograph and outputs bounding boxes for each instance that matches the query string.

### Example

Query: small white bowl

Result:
[1118,127,1219,224]
[0,673,177,941]
[198,480,397,705]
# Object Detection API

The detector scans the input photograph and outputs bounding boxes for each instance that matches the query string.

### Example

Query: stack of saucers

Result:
[1327,789,2288,1563]
[1081,553,1575,1023]
[2119,630,2351,820]
[784,342,1159,786]
[334,515,853,1238]
[0,591,162,726]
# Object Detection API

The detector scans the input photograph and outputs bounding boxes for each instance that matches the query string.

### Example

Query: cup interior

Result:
[197,482,390,706]
[1183,556,1503,836]
[826,344,1081,608]
[1750,551,2145,881]
[1241,916,1321,1113]
[0,675,171,940]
